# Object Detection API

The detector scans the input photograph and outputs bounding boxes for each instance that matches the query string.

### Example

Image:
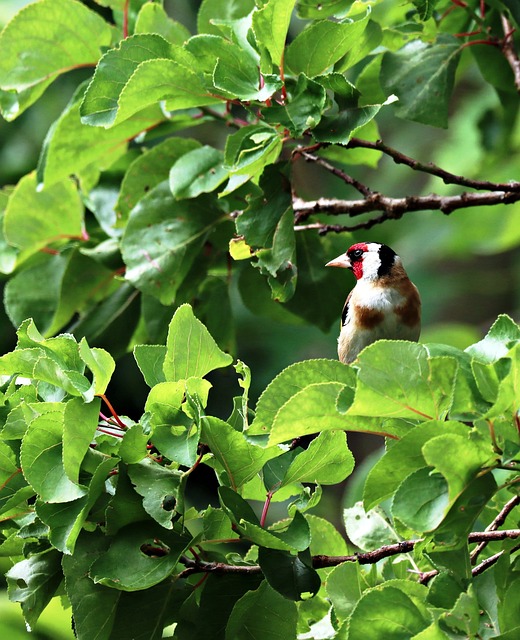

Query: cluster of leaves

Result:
[0,0,518,348]
[0,306,518,639]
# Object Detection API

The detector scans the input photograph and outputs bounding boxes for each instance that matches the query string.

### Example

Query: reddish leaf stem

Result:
[123,0,129,39]
[98,394,127,429]
[260,490,273,528]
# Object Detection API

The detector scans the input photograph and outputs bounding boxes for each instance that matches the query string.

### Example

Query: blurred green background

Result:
[1,1,519,635]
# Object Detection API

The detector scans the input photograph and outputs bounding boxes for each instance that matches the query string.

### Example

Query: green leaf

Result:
[163,304,233,381]
[343,502,399,551]
[0,441,31,516]
[411,0,440,21]
[38,85,164,187]
[197,0,256,36]
[392,467,449,532]
[117,137,201,221]
[422,432,495,503]
[144,380,198,466]
[281,430,354,487]
[380,35,462,128]
[312,103,383,144]
[4,172,83,254]
[262,75,326,136]
[21,409,87,503]
[201,416,280,490]
[121,184,223,304]
[81,35,219,127]
[236,164,291,249]
[4,253,69,335]
[225,580,298,639]
[248,359,355,440]
[224,125,283,176]
[133,345,167,387]
[37,455,117,554]
[363,421,470,510]
[439,588,480,636]
[257,208,297,303]
[257,547,321,601]
[326,562,364,623]
[0,77,54,122]
[90,522,191,591]
[135,2,191,45]
[348,342,457,421]
[252,0,297,68]
[347,584,430,639]
[465,314,520,364]
[127,458,183,528]
[6,550,63,631]
[170,146,229,199]
[63,530,189,640]
[296,0,353,19]
[285,11,371,78]
[63,397,101,484]
[0,0,111,91]
[335,19,383,72]
[79,339,115,397]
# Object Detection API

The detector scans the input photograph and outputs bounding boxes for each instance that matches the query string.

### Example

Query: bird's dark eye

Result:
[350,249,363,260]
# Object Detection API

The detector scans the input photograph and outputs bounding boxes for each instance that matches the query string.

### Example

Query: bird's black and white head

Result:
[326,242,400,282]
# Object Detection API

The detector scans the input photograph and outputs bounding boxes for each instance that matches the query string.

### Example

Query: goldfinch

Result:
[326,242,421,364]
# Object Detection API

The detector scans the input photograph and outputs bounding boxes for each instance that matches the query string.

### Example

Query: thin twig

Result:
[346,138,520,192]
[296,150,373,197]
[501,15,520,93]
[177,529,520,578]
[292,189,520,235]
[471,495,520,563]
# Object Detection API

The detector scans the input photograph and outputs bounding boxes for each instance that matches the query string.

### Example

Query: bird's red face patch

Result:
[346,243,368,280]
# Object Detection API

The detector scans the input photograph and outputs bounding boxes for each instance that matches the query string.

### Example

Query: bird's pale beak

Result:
[325,253,351,269]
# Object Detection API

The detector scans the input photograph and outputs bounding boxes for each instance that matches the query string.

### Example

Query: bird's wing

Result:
[341,291,352,327]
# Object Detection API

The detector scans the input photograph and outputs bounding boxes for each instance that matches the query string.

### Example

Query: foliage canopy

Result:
[0,0,519,639]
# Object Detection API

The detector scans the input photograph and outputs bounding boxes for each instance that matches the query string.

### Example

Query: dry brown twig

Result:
[292,140,520,235]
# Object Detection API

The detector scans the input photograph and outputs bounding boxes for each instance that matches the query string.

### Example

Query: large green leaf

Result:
[252,0,297,68]
[38,85,164,187]
[117,137,201,221]
[0,0,111,91]
[363,421,469,511]
[465,314,520,364]
[121,184,223,304]
[347,583,430,639]
[381,35,462,128]
[63,397,101,484]
[285,11,371,77]
[257,547,321,601]
[225,580,298,639]
[4,173,83,253]
[281,430,354,487]
[348,342,457,421]
[90,522,191,591]
[169,146,229,199]
[21,409,87,503]
[6,550,63,631]
[201,416,281,490]
[81,35,221,127]
[163,304,233,381]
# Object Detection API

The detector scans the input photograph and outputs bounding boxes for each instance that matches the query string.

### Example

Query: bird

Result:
[326,242,421,364]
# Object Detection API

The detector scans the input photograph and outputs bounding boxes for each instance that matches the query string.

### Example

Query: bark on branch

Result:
[292,141,520,234]
[178,528,520,580]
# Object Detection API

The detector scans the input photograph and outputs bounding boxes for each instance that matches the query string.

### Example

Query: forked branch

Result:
[292,140,520,235]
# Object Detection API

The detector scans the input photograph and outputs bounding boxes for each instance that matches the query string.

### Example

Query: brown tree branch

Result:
[346,138,520,191]
[293,190,520,235]
[471,494,520,563]
[501,15,520,94]
[178,529,520,579]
